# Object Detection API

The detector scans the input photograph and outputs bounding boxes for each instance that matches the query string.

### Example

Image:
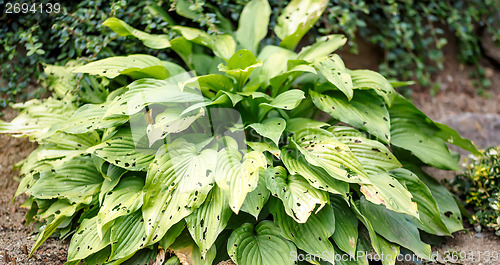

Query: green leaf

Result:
[330,196,358,256]
[390,168,451,236]
[359,197,431,258]
[298,35,347,62]
[215,146,267,213]
[235,0,271,54]
[350,70,396,107]
[264,166,329,223]
[104,78,204,118]
[350,199,400,265]
[67,216,111,262]
[186,186,232,257]
[275,0,328,50]
[218,50,262,89]
[214,35,237,61]
[170,231,216,265]
[146,107,205,146]
[248,117,286,146]
[142,140,217,244]
[291,128,370,183]
[43,63,78,99]
[30,201,78,256]
[247,141,281,158]
[74,55,168,79]
[270,200,336,264]
[253,45,297,87]
[228,221,296,265]
[389,95,461,170]
[172,26,236,61]
[282,147,349,197]
[328,126,400,172]
[159,221,186,250]
[99,164,127,204]
[0,97,77,139]
[315,57,353,100]
[88,129,156,171]
[103,18,171,49]
[179,74,234,97]
[310,90,391,143]
[285,118,329,133]
[359,171,419,219]
[58,103,128,134]
[97,176,144,238]
[108,210,148,261]
[29,156,103,204]
[404,164,463,233]
[260,89,305,112]
[240,174,270,219]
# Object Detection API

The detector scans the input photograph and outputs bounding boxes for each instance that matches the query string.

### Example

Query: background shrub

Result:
[452,146,500,236]
[1,0,498,108]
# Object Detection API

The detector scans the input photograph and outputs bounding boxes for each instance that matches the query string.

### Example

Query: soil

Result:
[1,35,499,264]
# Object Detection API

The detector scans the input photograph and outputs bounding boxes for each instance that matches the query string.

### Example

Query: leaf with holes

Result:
[264,166,329,223]
[311,90,391,143]
[142,140,217,245]
[248,117,286,146]
[228,221,296,265]
[270,200,336,264]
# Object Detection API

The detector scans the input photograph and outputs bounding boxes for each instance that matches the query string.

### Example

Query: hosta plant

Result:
[0,0,480,264]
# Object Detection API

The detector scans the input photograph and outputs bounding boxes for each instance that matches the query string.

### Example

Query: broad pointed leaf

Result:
[67,217,111,262]
[28,156,103,204]
[275,0,328,50]
[228,221,296,265]
[59,103,128,134]
[218,50,262,88]
[104,18,171,49]
[215,147,267,213]
[88,129,155,171]
[390,168,450,236]
[315,57,353,100]
[270,201,336,264]
[311,90,391,143]
[331,196,358,256]
[240,174,270,219]
[282,149,349,197]
[291,128,370,183]
[359,197,431,258]
[186,186,232,257]
[350,70,396,106]
[235,0,271,54]
[104,78,204,118]
[97,176,144,237]
[74,55,168,79]
[142,140,217,244]
[170,231,216,265]
[264,166,329,223]
[248,117,286,146]
[298,35,347,62]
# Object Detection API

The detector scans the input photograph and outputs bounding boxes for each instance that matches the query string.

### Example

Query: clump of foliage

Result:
[0,0,171,107]
[323,0,500,87]
[1,0,480,264]
[172,0,500,88]
[452,146,500,236]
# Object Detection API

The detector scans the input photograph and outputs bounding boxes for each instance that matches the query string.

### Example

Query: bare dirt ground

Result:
[0,109,68,265]
[0,35,499,264]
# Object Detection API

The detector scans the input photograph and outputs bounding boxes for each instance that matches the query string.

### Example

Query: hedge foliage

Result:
[452,146,500,236]
[1,0,499,107]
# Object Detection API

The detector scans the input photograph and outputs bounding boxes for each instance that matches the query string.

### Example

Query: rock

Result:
[439,113,500,154]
